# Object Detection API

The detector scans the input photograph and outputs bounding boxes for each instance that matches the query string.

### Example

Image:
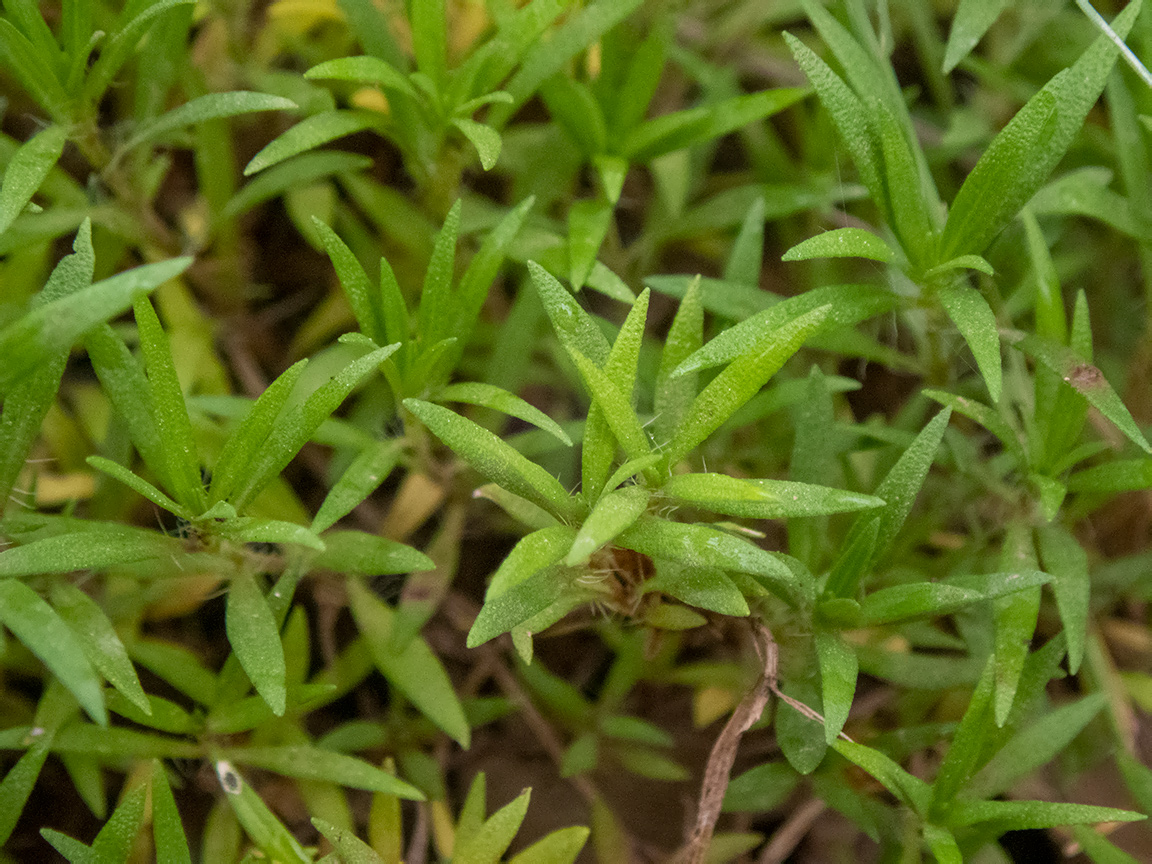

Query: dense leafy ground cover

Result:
[3,0,1152,861]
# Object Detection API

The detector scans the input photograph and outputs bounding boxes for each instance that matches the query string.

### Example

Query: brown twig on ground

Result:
[756,798,827,864]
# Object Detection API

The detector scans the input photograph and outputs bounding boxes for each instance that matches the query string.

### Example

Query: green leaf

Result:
[225,744,424,798]
[937,285,1002,402]
[410,0,447,89]
[992,520,1041,726]
[40,827,97,862]
[313,530,433,575]
[0,21,72,121]
[816,631,857,745]
[86,455,192,519]
[722,762,801,813]
[834,407,952,585]
[312,817,383,864]
[0,256,192,397]
[923,823,963,864]
[222,151,373,220]
[644,563,749,617]
[214,760,312,864]
[454,789,532,864]
[209,360,308,505]
[244,110,383,176]
[312,439,401,534]
[1069,458,1152,493]
[305,55,417,97]
[831,738,932,816]
[0,735,52,845]
[0,524,176,577]
[507,826,590,864]
[50,582,150,717]
[129,638,219,706]
[474,484,560,532]
[566,485,650,567]
[489,0,645,128]
[225,573,286,716]
[777,675,826,774]
[486,526,577,600]
[467,565,573,647]
[567,198,613,291]
[117,92,298,159]
[724,196,766,286]
[346,578,471,747]
[151,761,192,864]
[216,517,325,551]
[133,296,206,512]
[943,0,1007,73]
[965,693,1107,800]
[0,125,67,236]
[313,218,386,344]
[661,473,884,520]
[922,389,1024,466]
[947,799,1145,830]
[616,517,803,602]
[1037,523,1090,673]
[857,570,1050,626]
[663,305,831,467]
[452,118,502,170]
[91,781,148,862]
[569,349,653,468]
[529,260,611,365]
[673,283,896,374]
[416,198,461,348]
[439,382,571,445]
[782,227,896,264]
[81,0,196,105]
[0,580,105,724]
[540,74,608,157]
[1071,824,1142,864]
[653,275,703,445]
[231,344,400,510]
[404,398,579,521]
[930,657,995,814]
[1007,331,1151,454]
[783,32,885,214]
[875,100,935,266]
[0,221,93,511]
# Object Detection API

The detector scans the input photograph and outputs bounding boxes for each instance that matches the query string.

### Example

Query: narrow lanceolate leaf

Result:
[86,456,192,519]
[0,20,72,121]
[782,227,896,264]
[305,55,417,97]
[313,218,386,344]
[932,657,996,815]
[312,817,384,864]
[453,789,532,864]
[569,350,653,467]
[664,305,831,467]
[507,826,590,864]
[923,389,1024,465]
[943,0,1008,73]
[1037,523,1090,674]
[244,110,384,176]
[566,485,650,566]
[831,739,932,816]
[418,199,461,347]
[231,344,399,510]
[215,518,325,551]
[662,473,883,520]
[528,260,611,366]
[937,285,1002,402]
[0,125,67,235]
[452,119,502,170]
[467,564,574,647]
[674,284,896,374]
[151,761,192,864]
[653,275,703,445]
[438,382,571,445]
[51,583,151,716]
[875,100,935,267]
[486,526,576,599]
[312,439,400,534]
[133,297,206,512]
[346,578,470,747]
[0,737,52,845]
[0,580,105,725]
[783,33,885,213]
[214,761,312,864]
[0,221,94,512]
[405,398,579,521]
[0,257,193,397]
[616,518,802,602]
[226,573,287,716]
[644,563,749,617]
[838,407,952,578]
[815,631,857,744]
[947,799,1145,830]
[117,92,298,158]
[209,360,308,505]
[1006,332,1151,454]
[941,1,1142,259]
[0,526,178,576]
[993,521,1040,726]
[965,693,1107,800]
[313,531,433,576]
[857,570,1050,626]
[567,197,613,291]
[90,781,148,862]
[225,745,423,799]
